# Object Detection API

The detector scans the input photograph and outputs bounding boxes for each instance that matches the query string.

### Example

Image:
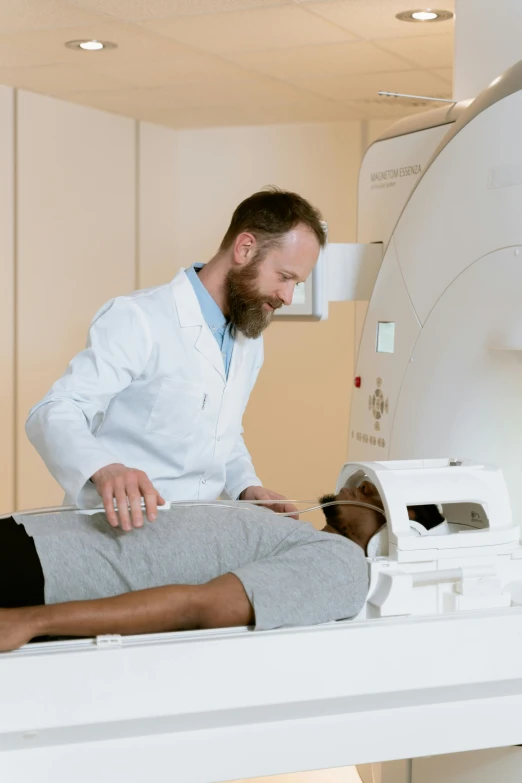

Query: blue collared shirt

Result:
[186,264,235,379]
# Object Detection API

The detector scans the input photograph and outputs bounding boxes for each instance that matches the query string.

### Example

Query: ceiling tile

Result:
[0,63,131,93]
[141,5,355,53]
[57,85,193,113]
[62,88,362,126]
[376,33,454,69]
[175,76,348,106]
[135,99,362,128]
[0,0,112,32]
[0,38,46,68]
[73,45,253,88]
[72,0,294,20]
[291,69,453,102]
[300,0,455,40]
[64,74,340,109]
[0,21,201,68]
[176,77,318,106]
[225,39,415,80]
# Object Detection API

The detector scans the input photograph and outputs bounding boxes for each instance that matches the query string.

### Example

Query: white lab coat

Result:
[26,270,264,507]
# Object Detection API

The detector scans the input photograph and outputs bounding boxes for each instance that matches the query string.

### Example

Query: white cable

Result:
[1,498,386,520]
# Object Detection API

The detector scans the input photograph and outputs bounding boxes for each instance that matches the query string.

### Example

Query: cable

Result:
[0,498,387,521]
[277,500,386,518]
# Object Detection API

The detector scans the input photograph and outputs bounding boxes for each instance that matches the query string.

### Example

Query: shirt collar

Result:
[185,264,227,331]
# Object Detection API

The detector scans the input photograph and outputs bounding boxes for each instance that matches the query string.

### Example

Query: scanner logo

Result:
[369,378,389,431]
[370,163,422,190]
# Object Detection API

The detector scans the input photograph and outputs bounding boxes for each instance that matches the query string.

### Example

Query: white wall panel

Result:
[16,92,136,509]
[0,86,14,514]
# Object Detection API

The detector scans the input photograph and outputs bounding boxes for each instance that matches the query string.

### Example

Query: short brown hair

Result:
[220,187,326,253]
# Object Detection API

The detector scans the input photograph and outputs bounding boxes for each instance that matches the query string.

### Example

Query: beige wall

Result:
[138,121,179,289]
[16,92,137,509]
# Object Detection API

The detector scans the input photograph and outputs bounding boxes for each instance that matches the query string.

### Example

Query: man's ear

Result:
[232,232,256,267]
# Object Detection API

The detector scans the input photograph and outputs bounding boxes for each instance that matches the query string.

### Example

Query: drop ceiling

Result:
[0,0,455,128]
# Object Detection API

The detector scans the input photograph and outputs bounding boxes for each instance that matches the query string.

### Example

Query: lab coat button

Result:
[217,436,221,441]
[202,478,206,484]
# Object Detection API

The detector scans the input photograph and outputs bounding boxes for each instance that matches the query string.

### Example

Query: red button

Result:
[354,376,361,388]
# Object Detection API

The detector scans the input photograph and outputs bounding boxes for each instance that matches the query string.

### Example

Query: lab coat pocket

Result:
[145,378,203,440]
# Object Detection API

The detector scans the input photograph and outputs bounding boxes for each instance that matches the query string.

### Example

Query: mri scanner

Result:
[3,60,522,783]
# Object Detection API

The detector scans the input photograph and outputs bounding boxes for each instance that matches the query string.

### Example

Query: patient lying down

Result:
[0,485,442,652]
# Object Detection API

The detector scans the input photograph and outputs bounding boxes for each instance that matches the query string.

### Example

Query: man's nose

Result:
[278,282,295,306]
[340,487,355,499]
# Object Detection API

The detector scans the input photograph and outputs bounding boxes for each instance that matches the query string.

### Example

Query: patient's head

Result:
[320,482,386,552]
[320,481,444,553]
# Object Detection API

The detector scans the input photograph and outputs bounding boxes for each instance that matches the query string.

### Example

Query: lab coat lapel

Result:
[195,326,226,382]
[227,329,247,384]
[171,270,226,382]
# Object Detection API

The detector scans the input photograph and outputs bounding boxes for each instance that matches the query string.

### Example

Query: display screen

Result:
[376,321,395,353]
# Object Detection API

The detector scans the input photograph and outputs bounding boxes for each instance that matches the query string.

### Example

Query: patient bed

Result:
[2,459,522,783]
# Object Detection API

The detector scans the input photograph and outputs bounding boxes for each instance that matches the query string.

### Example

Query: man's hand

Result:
[91,463,165,531]
[239,486,299,519]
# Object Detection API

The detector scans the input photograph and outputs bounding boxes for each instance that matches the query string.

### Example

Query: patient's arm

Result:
[0,574,254,652]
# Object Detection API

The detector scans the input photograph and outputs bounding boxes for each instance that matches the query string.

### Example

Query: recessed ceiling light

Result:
[396,9,454,22]
[412,10,438,19]
[65,40,117,51]
[79,40,103,51]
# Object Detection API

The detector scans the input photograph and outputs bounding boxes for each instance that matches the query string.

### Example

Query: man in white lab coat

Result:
[26,188,326,530]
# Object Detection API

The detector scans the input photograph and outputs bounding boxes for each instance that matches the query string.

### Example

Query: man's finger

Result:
[115,483,132,532]
[266,493,298,515]
[128,483,144,528]
[102,485,119,528]
[266,491,285,501]
[264,500,295,517]
[276,501,299,519]
[140,478,158,522]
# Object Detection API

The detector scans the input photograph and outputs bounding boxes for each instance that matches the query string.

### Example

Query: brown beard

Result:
[225,256,282,339]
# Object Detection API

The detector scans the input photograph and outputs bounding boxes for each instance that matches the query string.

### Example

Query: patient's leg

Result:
[0,574,254,652]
